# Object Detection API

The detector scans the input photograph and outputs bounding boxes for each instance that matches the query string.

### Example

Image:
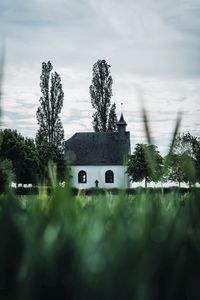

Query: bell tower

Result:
[117,103,127,135]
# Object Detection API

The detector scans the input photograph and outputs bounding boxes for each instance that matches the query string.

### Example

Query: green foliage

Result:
[22,137,40,185]
[0,129,39,186]
[174,132,199,158]
[90,59,117,132]
[0,127,65,186]
[168,153,196,187]
[0,180,200,299]
[36,141,66,183]
[127,143,163,187]
[168,132,200,186]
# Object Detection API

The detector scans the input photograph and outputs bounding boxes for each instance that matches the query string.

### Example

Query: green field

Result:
[0,184,200,300]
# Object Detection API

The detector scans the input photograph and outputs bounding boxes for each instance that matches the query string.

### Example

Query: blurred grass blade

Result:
[142,108,152,145]
[163,112,182,176]
[48,160,57,189]
[168,112,182,156]
[142,108,156,176]
[0,45,5,124]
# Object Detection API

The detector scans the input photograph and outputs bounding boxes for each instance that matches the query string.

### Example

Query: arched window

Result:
[105,170,114,183]
[78,170,87,183]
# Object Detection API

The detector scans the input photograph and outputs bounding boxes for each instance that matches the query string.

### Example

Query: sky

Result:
[0,0,200,154]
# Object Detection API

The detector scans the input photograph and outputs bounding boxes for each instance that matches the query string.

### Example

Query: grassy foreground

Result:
[0,182,200,300]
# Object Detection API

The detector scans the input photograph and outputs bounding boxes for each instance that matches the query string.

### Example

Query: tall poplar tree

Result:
[36,61,65,181]
[36,61,64,149]
[90,59,117,132]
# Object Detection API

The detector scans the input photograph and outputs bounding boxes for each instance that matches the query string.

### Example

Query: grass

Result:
[0,183,200,300]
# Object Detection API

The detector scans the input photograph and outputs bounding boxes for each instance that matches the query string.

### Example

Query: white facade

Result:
[71,165,130,189]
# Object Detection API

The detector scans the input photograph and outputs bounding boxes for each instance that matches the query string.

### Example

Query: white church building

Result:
[65,114,131,189]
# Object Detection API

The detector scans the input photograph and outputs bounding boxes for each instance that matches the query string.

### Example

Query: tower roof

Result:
[117,113,127,126]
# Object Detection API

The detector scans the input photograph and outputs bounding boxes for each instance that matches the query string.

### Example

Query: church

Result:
[65,114,131,189]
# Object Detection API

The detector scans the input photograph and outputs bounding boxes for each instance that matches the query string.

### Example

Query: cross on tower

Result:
[121,102,123,114]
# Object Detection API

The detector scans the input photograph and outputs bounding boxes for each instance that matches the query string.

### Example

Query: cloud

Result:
[89,0,200,77]
[158,0,200,35]
[1,0,200,76]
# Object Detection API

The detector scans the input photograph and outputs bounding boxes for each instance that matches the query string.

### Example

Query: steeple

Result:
[117,102,127,135]
[117,113,127,135]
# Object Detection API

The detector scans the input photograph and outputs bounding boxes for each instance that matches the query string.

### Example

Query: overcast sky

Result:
[0,0,200,154]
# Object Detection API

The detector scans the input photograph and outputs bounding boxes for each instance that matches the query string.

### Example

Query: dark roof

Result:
[65,131,130,165]
[117,113,127,126]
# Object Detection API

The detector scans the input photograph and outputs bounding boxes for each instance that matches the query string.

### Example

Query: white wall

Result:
[71,165,130,189]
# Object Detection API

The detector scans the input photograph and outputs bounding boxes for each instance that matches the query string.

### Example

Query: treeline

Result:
[1,129,199,192]
[127,132,200,187]
[0,128,65,191]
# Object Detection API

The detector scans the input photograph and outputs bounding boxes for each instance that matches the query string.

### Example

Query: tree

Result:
[168,153,196,188]
[0,129,39,186]
[36,61,64,149]
[90,59,117,132]
[127,143,163,188]
[168,132,200,186]
[0,129,25,186]
[174,132,199,158]
[36,61,65,181]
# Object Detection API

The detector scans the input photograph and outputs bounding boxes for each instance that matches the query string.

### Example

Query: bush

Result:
[13,186,39,195]
[13,186,195,196]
